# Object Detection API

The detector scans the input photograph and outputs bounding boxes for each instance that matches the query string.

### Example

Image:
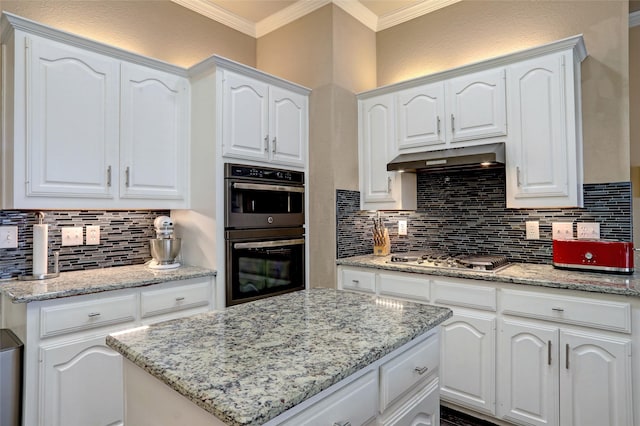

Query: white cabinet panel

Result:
[27,35,119,199]
[340,268,376,294]
[379,272,430,302]
[41,335,124,426]
[397,83,446,150]
[120,62,188,201]
[440,310,496,415]
[381,377,440,426]
[270,86,306,167]
[141,279,210,318]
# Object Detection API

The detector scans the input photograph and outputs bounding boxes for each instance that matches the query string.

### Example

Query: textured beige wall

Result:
[257,5,375,289]
[377,0,629,184]
[0,0,256,68]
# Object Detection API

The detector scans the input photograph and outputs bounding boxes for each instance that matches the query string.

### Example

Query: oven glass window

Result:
[230,188,303,214]
[229,242,304,305]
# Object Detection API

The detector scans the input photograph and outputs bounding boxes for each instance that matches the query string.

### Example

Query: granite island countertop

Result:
[106,288,452,426]
[337,254,640,297]
[0,264,216,303]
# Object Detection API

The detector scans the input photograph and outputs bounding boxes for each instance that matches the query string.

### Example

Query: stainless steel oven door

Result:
[225,228,305,306]
[225,180,304,229]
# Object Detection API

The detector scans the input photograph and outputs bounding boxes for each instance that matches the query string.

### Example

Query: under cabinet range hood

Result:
[387,142,505,172]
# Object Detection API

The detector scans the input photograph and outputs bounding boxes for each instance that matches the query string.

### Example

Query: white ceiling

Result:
[171,0,462,37]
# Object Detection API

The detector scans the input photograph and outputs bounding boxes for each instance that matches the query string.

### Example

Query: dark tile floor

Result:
[441,406,498,426]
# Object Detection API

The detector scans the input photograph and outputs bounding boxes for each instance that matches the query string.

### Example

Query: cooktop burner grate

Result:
[388,251,510,272]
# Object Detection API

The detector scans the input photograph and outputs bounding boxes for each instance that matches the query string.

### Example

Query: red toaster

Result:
[552,239,634,274]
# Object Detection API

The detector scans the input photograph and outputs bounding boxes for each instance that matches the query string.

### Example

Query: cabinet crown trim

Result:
[1,12,188,77]
[357,34,586,99]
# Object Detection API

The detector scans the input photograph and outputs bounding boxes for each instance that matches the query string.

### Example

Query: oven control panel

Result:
[225,163,304,184]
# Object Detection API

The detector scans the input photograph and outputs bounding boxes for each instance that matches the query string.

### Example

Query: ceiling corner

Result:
[333,0,378,32]
[255,0,331,38]
[171,0,257,37]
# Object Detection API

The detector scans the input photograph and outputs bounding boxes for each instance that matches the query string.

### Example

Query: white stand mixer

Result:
[148,216,182,270]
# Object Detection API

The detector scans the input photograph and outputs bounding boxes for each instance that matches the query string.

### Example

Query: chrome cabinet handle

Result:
[264,135,269,152]
[437,116,441,134]
[351,279,360,284]
[87,312,101,318]
[415,366,429,375]
[566,344,570,369]
[272,137,277,153]
[107,166,112,187]
[175,297,185,302]
[548,340,552,365]
[516,166,522,187]
[552,307,564,312]
[451,113,455,133]
[333,422,351,426]
[125,166,130,187]
[387,176,392,193]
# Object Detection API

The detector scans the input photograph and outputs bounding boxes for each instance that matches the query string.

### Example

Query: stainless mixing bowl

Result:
[149,238,182,264]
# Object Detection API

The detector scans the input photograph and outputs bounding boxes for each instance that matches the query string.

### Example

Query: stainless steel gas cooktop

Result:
[387,251,511,272]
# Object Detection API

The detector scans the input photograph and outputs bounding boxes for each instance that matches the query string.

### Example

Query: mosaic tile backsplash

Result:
[0,210,169,279]
[337,168,633,264]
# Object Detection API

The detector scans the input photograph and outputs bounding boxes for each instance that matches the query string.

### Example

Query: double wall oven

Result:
[224,163,305,306]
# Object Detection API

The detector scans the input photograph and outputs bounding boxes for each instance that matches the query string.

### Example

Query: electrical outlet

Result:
[525,221,539,240]
[552,222,573,240]
[577,222,600,240]
[398,220,408,236]
[86,225,100,245]
[61,227,83,246]
[0,226,18,248]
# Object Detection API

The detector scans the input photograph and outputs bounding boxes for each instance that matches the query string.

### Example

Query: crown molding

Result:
[378,0,463,31]
[630,10,640,28]
[333,0,377,31]
[173,0,463,37]
[256,0,331,37]
[171,0,256,36]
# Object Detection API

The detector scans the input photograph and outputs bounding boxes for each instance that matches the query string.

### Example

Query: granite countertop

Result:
[337,254,640,297]
[0,264,216,303]
[106,288,452,426]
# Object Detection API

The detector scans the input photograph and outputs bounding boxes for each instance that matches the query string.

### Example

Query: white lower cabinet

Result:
[381,377,440,426]
[41,335,124,426]
[1,276,214,426]
[336,266,638,426]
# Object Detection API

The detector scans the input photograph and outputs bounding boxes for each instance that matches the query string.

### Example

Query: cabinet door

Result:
[559,330,633,426]
[382,377,440,426]
[498,319,559,426]
[222,70,269,161]
[269,86,306,167]
[440,310,496,415]
[41,335,124,426]
[396,83,446,152]
[27,36,118,198]
[506,52,580,208]
[447,68,506,142]
[120,62,188,202]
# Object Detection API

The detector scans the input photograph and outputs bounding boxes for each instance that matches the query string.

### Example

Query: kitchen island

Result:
[106,288,452,426]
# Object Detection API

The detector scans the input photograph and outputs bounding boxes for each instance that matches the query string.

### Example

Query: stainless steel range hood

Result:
[387,142,505,172]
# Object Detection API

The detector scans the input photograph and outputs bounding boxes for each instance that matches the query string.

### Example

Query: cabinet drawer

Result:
[381,377,439,425]
[341,269,376,293]
[284,369,378,425]
[41,294,136,337]
[432,278,497,311]
[379,273,430,302]
[380,333,439,411]
[141,279,210,318]
[501,289,631,333]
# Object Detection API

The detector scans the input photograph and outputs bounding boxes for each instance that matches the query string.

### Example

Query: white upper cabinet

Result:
[506,51,583,208]
[221,68,308,168]
[26,36,119,200]
[447,68,507,143]
[120,62,189,202]
[397,83,446,150]
[0,14,190,209]
[359,94,416,210]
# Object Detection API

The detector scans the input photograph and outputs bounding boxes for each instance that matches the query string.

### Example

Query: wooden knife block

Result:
[373,229,390,256]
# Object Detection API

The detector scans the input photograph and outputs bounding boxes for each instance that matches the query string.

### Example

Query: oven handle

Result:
[234,238,305,249]
[232,182,304,193]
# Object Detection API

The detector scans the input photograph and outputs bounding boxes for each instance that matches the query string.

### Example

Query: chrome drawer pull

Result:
[333,422,351,426]
[352,279,360,284]
[175,297,185,302]
[414,366,429,375]
[548,340,552,365]
[87,312,101,318]
[552,307,564,312]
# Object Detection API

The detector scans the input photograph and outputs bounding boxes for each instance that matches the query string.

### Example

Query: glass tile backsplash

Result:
[337,168,632,264]
[0,210,169,279]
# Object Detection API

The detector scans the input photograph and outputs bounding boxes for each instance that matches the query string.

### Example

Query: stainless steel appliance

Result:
[388,250,511,272]
[553,239,634,274]
[224,163,305,306]
[149,216,181,270]
[225,163,304,229]
[387,142,505,172]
